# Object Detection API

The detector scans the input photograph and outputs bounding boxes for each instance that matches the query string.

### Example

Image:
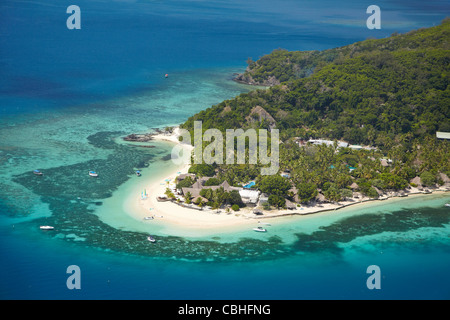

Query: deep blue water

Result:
[2,200,449,300]
[2,0,447,114]
[0,0,449,300]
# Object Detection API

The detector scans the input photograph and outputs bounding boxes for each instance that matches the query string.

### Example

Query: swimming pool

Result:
[243,181,255,189]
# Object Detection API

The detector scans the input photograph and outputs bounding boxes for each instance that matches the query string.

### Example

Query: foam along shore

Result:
[127,127,450,233]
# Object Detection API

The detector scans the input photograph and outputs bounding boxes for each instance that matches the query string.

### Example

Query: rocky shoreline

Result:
[123,133,155,142]
[232,71,279,87]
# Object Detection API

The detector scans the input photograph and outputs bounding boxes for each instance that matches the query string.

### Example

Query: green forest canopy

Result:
[179,19,450,204]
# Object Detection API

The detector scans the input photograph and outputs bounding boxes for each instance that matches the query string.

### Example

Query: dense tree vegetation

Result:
[180,19,450,206]
[176,176,195,189]
[198,187,245,208]
[257,175,292,198]
[188,163,216,177]
[182,20,449,144]
[296,182,318,203]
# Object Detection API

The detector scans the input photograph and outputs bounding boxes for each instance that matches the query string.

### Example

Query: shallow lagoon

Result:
[1,0,449,299]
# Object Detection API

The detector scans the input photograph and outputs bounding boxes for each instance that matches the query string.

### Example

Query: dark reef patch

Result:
[10,132,450,261]
[292,207,450,256]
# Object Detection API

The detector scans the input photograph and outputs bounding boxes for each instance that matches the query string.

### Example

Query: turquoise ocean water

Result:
[0,0,449,299]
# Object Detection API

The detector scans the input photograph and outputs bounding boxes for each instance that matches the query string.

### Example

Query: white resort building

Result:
[238,189,260,206]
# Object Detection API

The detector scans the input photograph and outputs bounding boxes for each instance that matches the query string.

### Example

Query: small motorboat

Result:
[136,170,141,177]
[253,226,267,232]
[165,74,169,78]
[40,225,54,230]
[33,169,43,176]
[147,235,156,243]
[445,203,450,207]
[89,171,98,177]
[144,216,154,220]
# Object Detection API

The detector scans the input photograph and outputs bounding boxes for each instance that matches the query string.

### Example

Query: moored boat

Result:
[136,170,141,177]
[147,235,156,242]
[40,225,54,230]
[89,171,98,177]
[144,216,154,220]
[445,203,450,207]
[33,169,43,175]
[253,226,267,232]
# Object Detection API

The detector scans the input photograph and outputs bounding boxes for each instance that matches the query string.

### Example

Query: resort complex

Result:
[139,127,450,223]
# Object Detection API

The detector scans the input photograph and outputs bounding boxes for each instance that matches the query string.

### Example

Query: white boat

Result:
[147,236,156,242]
[445,203,450,207]
[144,216,154,220]
[40,225,54,230]
[253,227,267,232]
[33,169,43,175]
[89,171,98,177]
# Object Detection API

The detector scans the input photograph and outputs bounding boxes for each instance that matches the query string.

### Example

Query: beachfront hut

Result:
[410,176,423,189]
[190,177,210,189]
[353,192,363,199]
[439,173,450,185]
[176,173,195,182]
[285,199,297,210]
[181,187,201,200]
[350,182,359,190]
[258,193,269,206]
[288,186,299,203]
[315,193,326,203]
[373,187,384,197]
[219,180,233,191]
[245,105,276,128]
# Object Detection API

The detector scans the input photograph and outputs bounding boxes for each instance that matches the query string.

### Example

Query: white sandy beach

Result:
[125,127,257,231]
[124,127,450,233]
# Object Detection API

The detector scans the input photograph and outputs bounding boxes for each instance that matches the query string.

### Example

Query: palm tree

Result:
[211,201,220,213]
[185,191,192,204]
[164,187,175,200]
[195,197,206,209]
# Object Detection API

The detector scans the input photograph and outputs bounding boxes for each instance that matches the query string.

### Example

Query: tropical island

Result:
[130,19,449,226]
